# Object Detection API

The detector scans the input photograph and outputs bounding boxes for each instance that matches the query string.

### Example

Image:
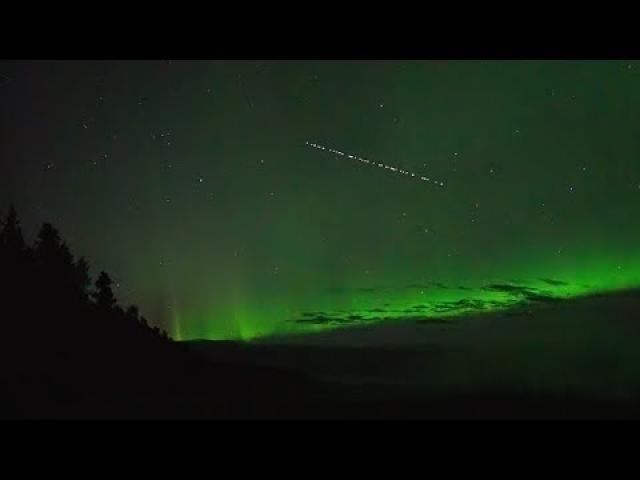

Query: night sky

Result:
[1,60,639,340]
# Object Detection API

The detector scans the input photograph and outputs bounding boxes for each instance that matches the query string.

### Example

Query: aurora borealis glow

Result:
[1,60,640,341]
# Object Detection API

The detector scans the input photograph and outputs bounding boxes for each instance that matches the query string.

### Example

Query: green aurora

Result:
[172,248,640,341]
[1,60,639,341]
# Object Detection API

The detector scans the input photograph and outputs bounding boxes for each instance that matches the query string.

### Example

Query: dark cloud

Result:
[484,283,533,295]
[524,293,564,303]
[293,279,564,329]
[483,283,561,304]
[539,278,569,286]
[293,317,331,325]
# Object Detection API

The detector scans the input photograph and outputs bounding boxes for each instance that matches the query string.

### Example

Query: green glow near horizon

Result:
[173,248,640,341]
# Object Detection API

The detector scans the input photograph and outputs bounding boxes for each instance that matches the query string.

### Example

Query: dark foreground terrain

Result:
[185,288,640,419]
[5,288,640,419]
[3,210,640,419]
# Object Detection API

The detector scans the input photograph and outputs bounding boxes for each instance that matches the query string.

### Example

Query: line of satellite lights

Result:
[306,142,445,187]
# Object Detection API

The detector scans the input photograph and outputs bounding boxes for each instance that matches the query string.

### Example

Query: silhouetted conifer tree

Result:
[33,222,79,307]
[125,305,140,324]
[73,257,91,303]
[34,223,62,257]
[93,271,116,311]
[0,205,26,256]
[0,205,29,321]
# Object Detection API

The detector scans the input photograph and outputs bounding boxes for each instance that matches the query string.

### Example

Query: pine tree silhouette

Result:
[0,204,26,256]
[93,271,116,311]
[1,205,30,324]
[73,257,91,303]
[125,305,140,323]
[33,222,79,307]
[34,222,62,257]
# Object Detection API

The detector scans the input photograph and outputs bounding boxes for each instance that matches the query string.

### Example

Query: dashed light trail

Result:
[305,141,445,187]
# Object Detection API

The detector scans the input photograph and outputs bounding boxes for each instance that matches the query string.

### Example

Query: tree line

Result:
[0,204,170,341]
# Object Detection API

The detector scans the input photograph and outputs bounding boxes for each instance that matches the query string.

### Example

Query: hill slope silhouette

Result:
[4,204,640,419]
[0,205,329,418]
